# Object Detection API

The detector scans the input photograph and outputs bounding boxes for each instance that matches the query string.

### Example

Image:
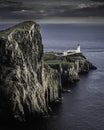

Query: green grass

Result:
[44,52,86,65]
[45,60,66,64]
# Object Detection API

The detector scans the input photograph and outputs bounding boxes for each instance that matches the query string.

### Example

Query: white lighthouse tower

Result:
[76,44,80,53]
[62,44,81,56]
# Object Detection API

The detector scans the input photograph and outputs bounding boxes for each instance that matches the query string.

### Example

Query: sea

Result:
[0,23,104,130]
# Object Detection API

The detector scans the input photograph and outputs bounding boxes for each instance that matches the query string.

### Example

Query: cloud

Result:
[0,0,104,22]
[91,0,104,2]
[77,2,103,9]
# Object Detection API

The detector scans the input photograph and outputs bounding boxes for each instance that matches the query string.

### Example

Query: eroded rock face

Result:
[0,21,61,121]
[45,52,96,86]
[49,63,79,85]
[0,21,97,121]
[43,64,61,106]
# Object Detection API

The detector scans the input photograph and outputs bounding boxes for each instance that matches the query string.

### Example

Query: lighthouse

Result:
[62,44,81,56]
[76,44,80,53]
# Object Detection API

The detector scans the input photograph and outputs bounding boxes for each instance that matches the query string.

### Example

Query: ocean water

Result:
[0,23,104,130]
[41,23,104,53]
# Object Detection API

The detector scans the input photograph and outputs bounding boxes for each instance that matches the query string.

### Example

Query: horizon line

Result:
[0,17,104,24]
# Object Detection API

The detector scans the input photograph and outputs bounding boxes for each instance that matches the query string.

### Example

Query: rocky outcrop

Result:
[43,64,61,105]
[78,59,96,73]
[44,52,97,86]
[49,63,79,85]
[0,21,96,122]
[0,21,61,121]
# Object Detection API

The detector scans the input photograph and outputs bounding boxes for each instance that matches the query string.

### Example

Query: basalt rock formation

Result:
[0,21,96,122]
[0,21,61,121]
[44,52,97,86]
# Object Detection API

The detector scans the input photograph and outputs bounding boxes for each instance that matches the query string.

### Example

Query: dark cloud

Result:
[0,0,104,22]
[61,4,104,17]
[91,0,104,2]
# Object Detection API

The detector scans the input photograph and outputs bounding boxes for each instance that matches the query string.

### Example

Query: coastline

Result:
[44,52,96,88]
[0,21,97,122]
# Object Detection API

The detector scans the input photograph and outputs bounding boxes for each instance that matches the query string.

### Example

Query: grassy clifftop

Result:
[44,52,86,64]
[44,52,97,85]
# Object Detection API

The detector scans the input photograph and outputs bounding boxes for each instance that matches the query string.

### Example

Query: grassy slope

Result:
[44,52,85,64]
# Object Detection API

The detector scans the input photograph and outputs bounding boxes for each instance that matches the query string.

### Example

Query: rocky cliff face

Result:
[49,63,79,85]
[44,52,97,86]
[0,21,61,121]
[43,64,61,105]
[0,21,96,122]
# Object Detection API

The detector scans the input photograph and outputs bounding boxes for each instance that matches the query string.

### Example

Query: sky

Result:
[0,0,104,23]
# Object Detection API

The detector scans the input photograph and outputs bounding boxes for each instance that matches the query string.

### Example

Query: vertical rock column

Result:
[0,21,48,121]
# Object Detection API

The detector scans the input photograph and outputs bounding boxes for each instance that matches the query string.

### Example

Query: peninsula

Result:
[44,50,96,86]
[0,21,96,122]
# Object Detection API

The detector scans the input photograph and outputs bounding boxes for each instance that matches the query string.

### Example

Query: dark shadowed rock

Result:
[0,21,61,121]
[0,21,97,122]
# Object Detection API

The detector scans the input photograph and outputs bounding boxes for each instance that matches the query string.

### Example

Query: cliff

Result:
[44,52,97,86]
[0,21,96,122]
[0,21,61,121]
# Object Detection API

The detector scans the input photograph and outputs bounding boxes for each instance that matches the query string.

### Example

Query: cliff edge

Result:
[0,21,96,122]
[0,21,61,121]
[44,52,97,86]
